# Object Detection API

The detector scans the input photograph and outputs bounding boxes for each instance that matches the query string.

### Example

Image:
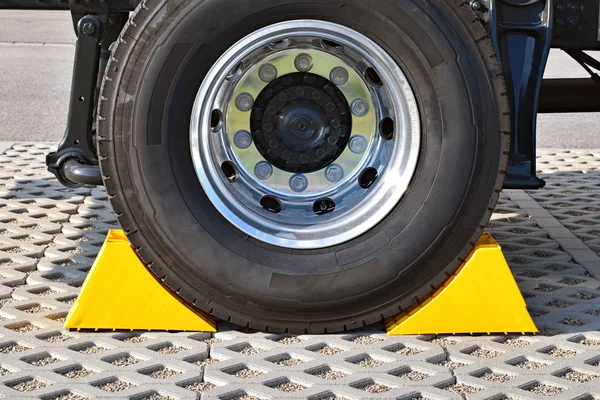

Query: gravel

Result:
[352,335,384,345]
[357,382,391,393]
[42,333,72,343]
[0,343,31,353]
[545,300,571,308]
[569,292,596,300]
[515,360,548,370]
[397,370,430,381]
[275,356,304,367]
[48,393,89,400]
[9,378,50,392]
[560,317,588,326]
[110,355,142,366]
[315,369,347,380]
[538,326,564,336]
[10,322,40,332]
[148,367,182,379]
[276,336,303,345]
[238,345,266,355]
[184,381,216,392]
[64,367,95,379]
[194,357,220,367]
[430,337,458,346]
[444,383,481,396]
[0,367,11,375]
[395,346,424,356]
[527,383,564,396]
[22,305,51,313]
[233,367,264,378]
[317,346,344,355]
[579,338,600,346]
[356,356,383,368]
[561,370,597,382]
[468,347,504,358]
[231,396,259,400]
[78,345,108,354]
[203,337,224,344]
[156,344,187,354]
[96,379,135,392]
[547,347,578,358]
[122,335,149,344]
[275,381,306,392]
[30,355,59,366]
[535,285,557,292]
[37,288,60,296]
[558,278,585,285]
[140,395,175,400]
[437,360,468,370]
[480,372,514,382]
[503,338,531,348]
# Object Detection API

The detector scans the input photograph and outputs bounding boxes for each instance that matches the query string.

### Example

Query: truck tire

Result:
[98,0,509,333]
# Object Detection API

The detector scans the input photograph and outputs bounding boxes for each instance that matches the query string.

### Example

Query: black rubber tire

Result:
[98,0,510,333]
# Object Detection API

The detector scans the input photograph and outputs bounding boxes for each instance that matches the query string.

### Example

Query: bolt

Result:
[567,16,579,26]
[254,162,273,180]
[294,53,313,72]
[556,2,567,11]
[351,99,369,117]
[469,0,482,11]
[325,164,344,183]
[258,63,278,82]
[330,67,349,86]
[233,130,252,149]
[289,174,308,192]
[82,22,96,36]
[556,17,566,27]
[349,135,368,154]
[568,2,579,11]
[235,93,254,112]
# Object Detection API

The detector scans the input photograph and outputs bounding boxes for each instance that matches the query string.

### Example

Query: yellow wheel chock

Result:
[64,230,537,335]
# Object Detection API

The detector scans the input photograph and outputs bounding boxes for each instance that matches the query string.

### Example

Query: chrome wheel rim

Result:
[190,20,420,249]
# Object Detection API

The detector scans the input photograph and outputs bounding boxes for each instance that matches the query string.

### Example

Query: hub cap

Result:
[190,20,420,249]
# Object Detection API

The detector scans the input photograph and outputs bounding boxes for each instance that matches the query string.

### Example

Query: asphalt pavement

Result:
[0,10,599,147]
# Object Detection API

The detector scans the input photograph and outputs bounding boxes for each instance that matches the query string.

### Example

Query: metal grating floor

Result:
[0,144,599,399]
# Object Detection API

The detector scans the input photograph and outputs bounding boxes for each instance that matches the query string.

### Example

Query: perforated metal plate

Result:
[0,144,599,399]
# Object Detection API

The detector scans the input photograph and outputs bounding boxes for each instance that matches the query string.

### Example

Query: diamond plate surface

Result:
[0,144,599,399]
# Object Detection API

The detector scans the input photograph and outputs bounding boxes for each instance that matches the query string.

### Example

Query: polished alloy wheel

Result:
[190,20,420,249]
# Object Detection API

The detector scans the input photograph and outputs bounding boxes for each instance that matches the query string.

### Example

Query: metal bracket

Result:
[489,0,553,189]
[46,6,127,186]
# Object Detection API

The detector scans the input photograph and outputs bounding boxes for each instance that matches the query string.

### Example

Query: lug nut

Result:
[233,130,252,149]
[235,93,254,112]
[289,174,308,192]
[325,164,344,183]
[294,53,313,72]
[330,66,349,85]
[254,162,273,180]
[351,99,369,117]
[349,135,367,154]
[258,63,278,82]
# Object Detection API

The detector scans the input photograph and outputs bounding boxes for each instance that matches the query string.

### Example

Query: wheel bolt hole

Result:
[220,161,238,183]
[226,61,245,81]
[379,117,394,140]
[211,109,223,131]
[269,38,291,50]
[359,167,378,189]
[365,67,383,88]
[313,198,336,215]
[260,195,282,213]
[321,38,344,53]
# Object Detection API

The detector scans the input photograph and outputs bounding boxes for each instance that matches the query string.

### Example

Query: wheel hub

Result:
[251,72,351,173]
